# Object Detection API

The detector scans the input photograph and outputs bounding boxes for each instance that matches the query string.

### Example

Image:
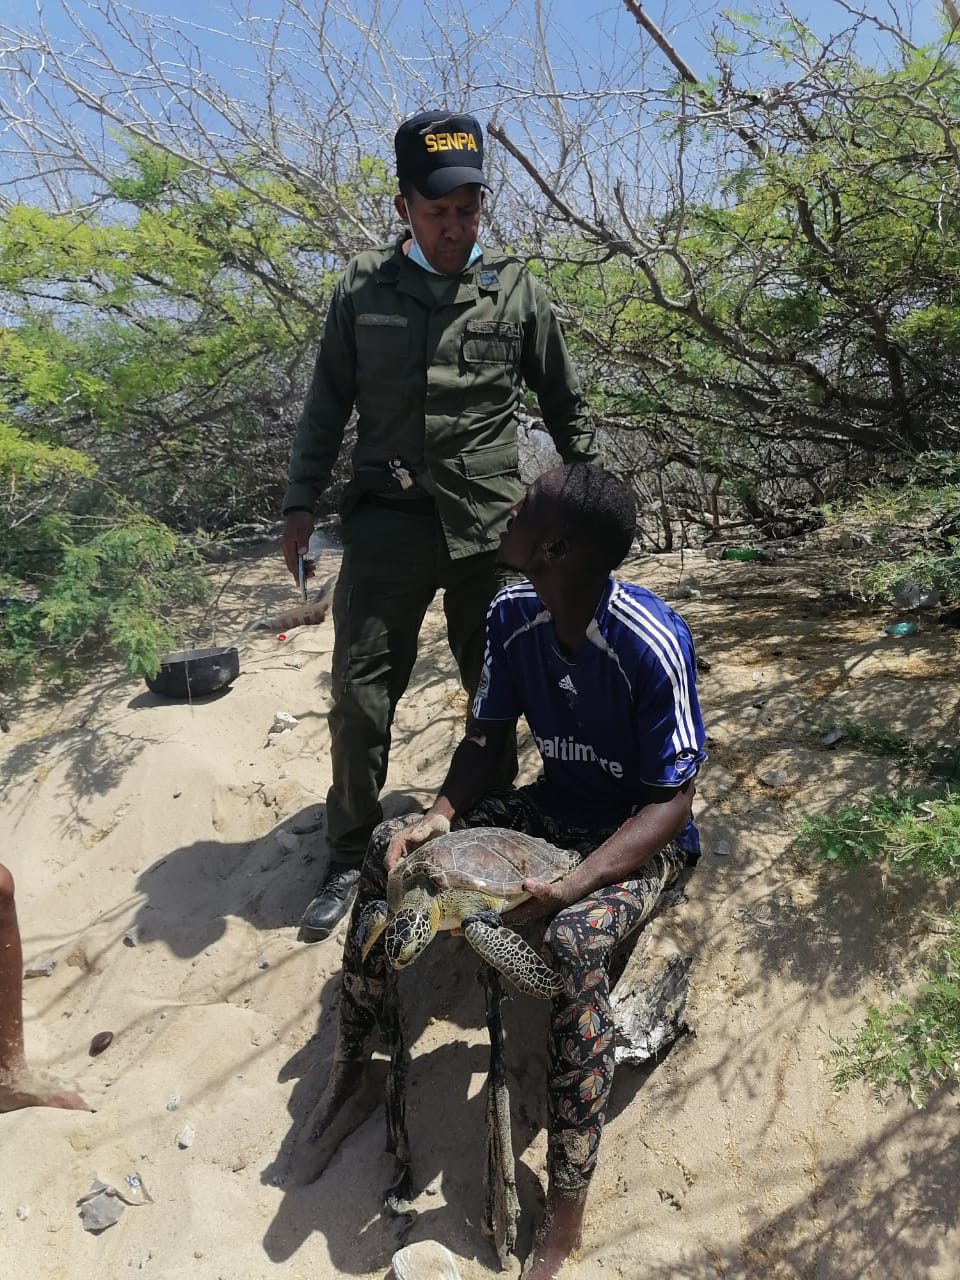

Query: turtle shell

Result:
[408,827,581,897]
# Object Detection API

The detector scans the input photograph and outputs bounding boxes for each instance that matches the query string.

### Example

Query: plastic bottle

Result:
[721,547,762,562]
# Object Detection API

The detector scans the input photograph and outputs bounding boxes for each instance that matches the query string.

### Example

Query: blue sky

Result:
[3,0,945,73]
[0,0,948,197]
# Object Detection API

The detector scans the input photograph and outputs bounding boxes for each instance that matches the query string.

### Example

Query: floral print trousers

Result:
[336,785,692,1196]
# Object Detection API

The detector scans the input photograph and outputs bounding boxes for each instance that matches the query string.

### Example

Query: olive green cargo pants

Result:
[325,498,517,866]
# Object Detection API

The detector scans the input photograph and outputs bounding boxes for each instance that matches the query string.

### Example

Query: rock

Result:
[276,829,300,854]
[165,1094,182,1112]
[123,926,141,948]
[89,1031,114,1057]
[23,953,57,978]
[392,1240,463,1280]
[712,838,733,857]
[821,727,845,748]
[270,710,299,734]
[16,1205,30,1222]
[176,1124,195,1149]
[758,769,789,788]
[77,1182,126,1233]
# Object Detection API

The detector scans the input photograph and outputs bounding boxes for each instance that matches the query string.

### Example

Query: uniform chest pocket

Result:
[355,313,411,364]
[461,319,521,366]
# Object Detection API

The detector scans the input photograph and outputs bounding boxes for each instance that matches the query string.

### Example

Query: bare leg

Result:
[0,864,89,1113]
[522,1187,587,1280]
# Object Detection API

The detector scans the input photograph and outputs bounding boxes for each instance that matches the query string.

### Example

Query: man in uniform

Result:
[290,463,706,1279]
[282,109,599,942]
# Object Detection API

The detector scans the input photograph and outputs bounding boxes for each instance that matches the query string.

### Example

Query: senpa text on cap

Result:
[424,130,479,154]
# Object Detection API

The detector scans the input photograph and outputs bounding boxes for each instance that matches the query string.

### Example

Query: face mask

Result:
[407,226,483,275]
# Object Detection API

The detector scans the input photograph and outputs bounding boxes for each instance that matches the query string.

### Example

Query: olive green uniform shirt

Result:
[283,237,599,559]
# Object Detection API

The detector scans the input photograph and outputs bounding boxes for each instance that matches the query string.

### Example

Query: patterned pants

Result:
[336,786,692,1195]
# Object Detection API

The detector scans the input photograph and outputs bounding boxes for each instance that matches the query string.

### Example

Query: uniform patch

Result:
[465,319,519,337]
[356,313,408,327]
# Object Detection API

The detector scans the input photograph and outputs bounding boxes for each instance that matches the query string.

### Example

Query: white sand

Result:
[2,541,959,1279]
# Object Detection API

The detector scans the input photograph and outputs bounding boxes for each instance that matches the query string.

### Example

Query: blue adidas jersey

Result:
[472,577,706,847]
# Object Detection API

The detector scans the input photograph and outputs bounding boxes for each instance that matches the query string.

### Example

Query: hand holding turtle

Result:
[384,811,451,875]
[506,875,573,925]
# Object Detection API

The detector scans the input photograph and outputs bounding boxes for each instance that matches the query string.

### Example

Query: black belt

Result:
[363,493,437,516]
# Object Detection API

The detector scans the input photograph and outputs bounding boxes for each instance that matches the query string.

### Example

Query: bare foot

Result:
[522,1189,587,1280]
[289,1058,385,1185]
[0,1067,91,1114]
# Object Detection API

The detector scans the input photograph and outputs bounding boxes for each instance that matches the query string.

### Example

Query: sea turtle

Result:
[357,827,581,998]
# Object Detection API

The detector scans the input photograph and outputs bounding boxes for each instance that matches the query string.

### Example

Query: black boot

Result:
[299,864,361,943]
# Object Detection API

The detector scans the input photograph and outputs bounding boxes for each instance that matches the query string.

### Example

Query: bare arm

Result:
[513,781,695,921]
[384,720,513,872]
[425,719,514,823]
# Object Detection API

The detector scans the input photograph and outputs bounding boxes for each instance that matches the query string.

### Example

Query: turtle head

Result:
[383,887,442,970]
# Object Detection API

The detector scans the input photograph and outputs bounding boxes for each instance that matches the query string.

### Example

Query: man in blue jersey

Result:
[292,463,706,1280]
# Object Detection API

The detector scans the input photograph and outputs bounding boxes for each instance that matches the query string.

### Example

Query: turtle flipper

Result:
[463,911,563,999]
[356,899,389,961]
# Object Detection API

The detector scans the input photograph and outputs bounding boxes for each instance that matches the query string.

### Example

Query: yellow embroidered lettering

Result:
[424,130,478,154]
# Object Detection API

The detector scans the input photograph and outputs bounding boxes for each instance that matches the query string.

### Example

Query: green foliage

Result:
[814,721,960,783]
[0,416,206,687]
[0,144,344,531]
[797,789,960,873]
[536,27,960,544]
[1,509,207,685]
[0,136,397,688]
[827,920,960,1107]
[800,782,960,1103]
[822,452,960,606]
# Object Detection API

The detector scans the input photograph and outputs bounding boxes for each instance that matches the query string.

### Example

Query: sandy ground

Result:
[2,536,959,1280]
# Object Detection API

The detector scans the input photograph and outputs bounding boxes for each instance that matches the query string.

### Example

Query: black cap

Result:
[395,110,490,198]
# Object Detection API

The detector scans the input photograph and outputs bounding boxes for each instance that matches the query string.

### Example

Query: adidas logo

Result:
[558,674,577,696]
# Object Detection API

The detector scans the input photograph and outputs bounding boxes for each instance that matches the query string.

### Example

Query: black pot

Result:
[145,646,240,699]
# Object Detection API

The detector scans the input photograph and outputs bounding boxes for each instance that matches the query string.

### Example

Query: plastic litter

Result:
[893,581,940,610]
[23,953,57,978]
[392,1240,463,1280]
[721,547,762,562]
[77,1174,151,1234]
[115,1172,153,1206]
[883,621,918,637]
